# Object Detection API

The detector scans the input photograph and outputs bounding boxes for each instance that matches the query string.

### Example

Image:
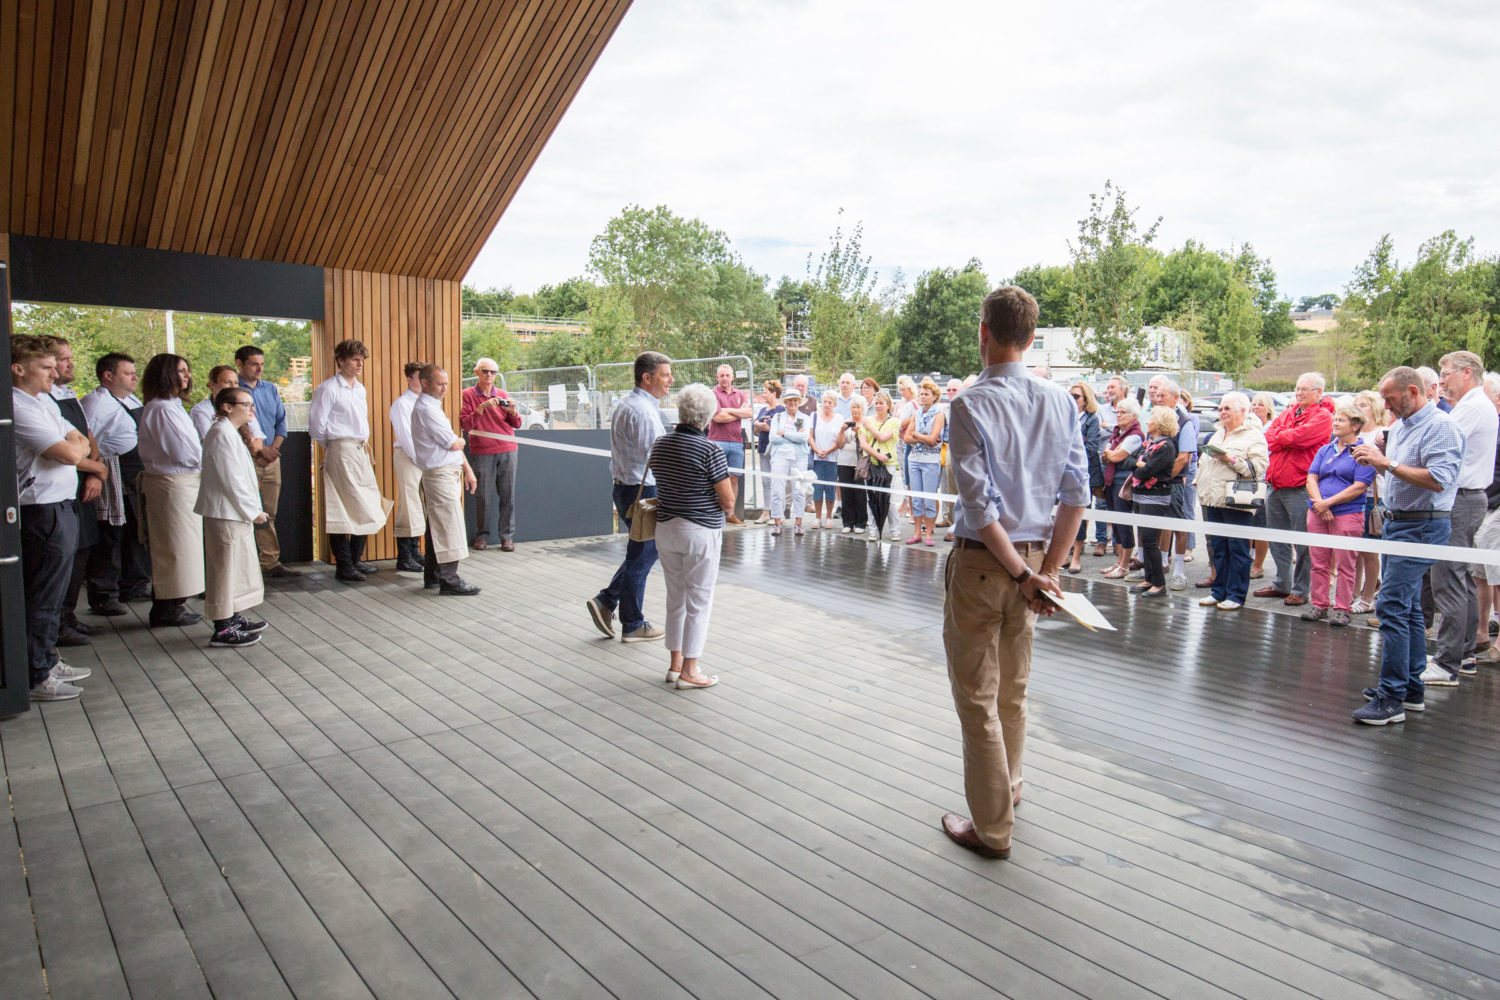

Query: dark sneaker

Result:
[1353,694,1407,725]
[149,608,202,628]
[89,599,128,616]
[585,597,616,638]
[1363,686,1424,712]
[335,566,367,582]
[210,626,261,648]
[56,625,92,646]
[230,614,268,634]
[621,622,665,643]
[354,562,379,574]
[1328,610,1350,627]
[439,582,481,596]
[1300,606,1327,622]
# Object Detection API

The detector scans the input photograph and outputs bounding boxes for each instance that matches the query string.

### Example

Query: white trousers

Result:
[655,517,722,659]
[768,452,806,521]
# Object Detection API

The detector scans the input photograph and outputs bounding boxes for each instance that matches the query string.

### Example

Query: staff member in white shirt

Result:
[138,353,206,628]
[81,352,151,614]
[410,365,479,595]
[388,361,427,573]
[42,335,105,647]
[191,366,264,448]
[196,386,272,648]
[309,339,392,582]
[12,336,99,700]
[1425,350,1499,685]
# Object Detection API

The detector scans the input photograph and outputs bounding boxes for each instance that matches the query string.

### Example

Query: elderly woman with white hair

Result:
[648,383,735,689]
[1193,391,1269,611]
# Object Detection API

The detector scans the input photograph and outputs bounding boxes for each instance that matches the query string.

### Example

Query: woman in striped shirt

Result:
[649,383,735,690]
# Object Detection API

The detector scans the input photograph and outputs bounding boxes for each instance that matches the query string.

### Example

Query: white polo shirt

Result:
[14,387,78,504]
[1451,386,1499,491]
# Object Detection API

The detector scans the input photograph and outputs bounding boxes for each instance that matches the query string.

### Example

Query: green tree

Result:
[527,329,587,369]
[1296,293,1339,311]
[1346,234,1403,377]
[461,318,521,375]
[891,260,988,378]
[806,210,880,377]
[535,277,594,318]
[1322,308,1363,390]
[588,204,732,343]
[462,285,516,315]
[1067,181,1161,373]
[1008,263,1074,327]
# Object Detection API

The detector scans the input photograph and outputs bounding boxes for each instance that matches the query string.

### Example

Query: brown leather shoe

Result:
[940,813,1010,859]
[473,537,488,550]
[1283,594,1307,607]
[1253,585,1289,598]
[1195,578,1214,588]
[726,515,746,526]
[499,539,515,552]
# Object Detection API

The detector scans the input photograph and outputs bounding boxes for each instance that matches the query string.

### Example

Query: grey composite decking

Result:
[2,527,1498,1000]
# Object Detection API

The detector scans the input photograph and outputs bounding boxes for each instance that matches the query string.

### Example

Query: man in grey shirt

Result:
[586,351,672,642]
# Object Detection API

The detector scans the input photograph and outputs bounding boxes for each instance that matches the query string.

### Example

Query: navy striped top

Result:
[649,425,730,529]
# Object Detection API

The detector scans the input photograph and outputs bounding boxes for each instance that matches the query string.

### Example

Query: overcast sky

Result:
[466,0,1499,304]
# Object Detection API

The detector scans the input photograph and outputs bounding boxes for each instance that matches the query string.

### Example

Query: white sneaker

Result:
[1124,570,1145,582]
[31,675,83,701]
[1197,595,1219,607]
[1216,600,1243,611]
[1168,573,1187,592]
[50,660,92,683]
[841,526,853,534]
[1420,660,1459,687]
[867,529,880,542]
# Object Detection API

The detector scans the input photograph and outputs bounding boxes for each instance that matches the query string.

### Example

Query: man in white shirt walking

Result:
[389,361,427,572]
[1424,350,1498,686]
[939,287,1089,860]
[309,339,392,582]
[410,365,479,595]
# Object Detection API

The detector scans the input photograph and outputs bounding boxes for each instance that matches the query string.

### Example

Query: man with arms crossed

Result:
[389,361,428,572]
[411,365,480,596]
[708,363,750,525]
[235,346,299,577]
[585,351,672,643]
[941,287,1089,859]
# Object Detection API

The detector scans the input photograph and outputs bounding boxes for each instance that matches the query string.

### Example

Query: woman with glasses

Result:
[196,387,271,647]
[1065,382,1105,573]
[1193,392,1268,611]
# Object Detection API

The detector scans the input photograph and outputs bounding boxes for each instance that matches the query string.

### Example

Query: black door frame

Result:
[0,262,30,717]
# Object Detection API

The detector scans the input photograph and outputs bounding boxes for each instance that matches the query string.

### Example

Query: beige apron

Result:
[141,472,205,599]
[203,517,263,621]
[391,447,427,536]
[420,465,469,565]
[322,438,393,534]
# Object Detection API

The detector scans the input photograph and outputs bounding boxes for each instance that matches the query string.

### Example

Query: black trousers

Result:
[86,490,150,603]
[867,466,892,533]
[22,501,79,686]
[328,533,367,568]
[422,522,462,587]
[836,465,868,529]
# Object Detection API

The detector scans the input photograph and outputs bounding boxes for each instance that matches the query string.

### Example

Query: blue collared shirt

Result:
[610,386,665,486]
[239,377,288,441]
[1384,402,1464,513]
[951,362,1090,543]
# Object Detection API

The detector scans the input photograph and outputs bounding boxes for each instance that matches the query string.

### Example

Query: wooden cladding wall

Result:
[316,268,462,562]
[3,0,632,279]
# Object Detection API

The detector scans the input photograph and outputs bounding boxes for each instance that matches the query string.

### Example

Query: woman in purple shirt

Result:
[1302,400,1375,625]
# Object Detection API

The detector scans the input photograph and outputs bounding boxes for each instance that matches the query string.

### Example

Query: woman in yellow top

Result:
[858,390,901,542]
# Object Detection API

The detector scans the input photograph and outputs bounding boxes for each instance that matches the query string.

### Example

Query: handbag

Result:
[627,442,659,542]
[1118,478,1134,503]
[1224,477,1267,509]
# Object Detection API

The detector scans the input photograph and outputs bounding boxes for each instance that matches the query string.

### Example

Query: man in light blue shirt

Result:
[941,287,1089,861]
[588,351,672,643]
[1350,366,1464,725]
[235,346,299,577]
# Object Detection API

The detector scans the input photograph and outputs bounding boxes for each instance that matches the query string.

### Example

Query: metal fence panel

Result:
[593,354,755,431]
[479,365,594,430]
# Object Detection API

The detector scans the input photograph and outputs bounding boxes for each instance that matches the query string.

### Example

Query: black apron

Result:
[52,392,100,549]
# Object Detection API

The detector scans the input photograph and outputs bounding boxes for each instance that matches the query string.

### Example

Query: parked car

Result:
[513,400,548,430]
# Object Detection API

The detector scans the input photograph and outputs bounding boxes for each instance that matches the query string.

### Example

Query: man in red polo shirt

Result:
[709,363,751,525]
[459,357,523,551]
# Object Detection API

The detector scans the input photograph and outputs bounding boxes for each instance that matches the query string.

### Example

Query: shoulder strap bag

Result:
[627,440,660,542]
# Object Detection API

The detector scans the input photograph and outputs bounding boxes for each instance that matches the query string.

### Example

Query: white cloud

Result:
[466,0,1500,301]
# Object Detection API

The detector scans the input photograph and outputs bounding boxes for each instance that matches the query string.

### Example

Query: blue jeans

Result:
[1376,517,1450,701]
[596,484,659,633]
[715,440,745,473]
[908,460,941,518]
[1201,505,1253,604]
[811,459,837,503]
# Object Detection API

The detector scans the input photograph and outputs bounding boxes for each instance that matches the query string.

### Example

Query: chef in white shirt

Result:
[308,339,392,582]
[191,365,264,449]
[137,353,206,628]
[41,335,105,647]
[80,351,152,613]
[411,365,480,596]
[195,386,272,649]
[389,361,427,573]
[12,335,99,701]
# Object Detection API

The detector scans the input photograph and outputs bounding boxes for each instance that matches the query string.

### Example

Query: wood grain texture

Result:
[3,0,633,279]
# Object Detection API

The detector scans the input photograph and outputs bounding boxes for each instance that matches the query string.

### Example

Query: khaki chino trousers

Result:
[942,541,1044,852]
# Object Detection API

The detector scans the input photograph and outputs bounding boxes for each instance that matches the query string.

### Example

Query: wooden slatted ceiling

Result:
[2,0,632,280]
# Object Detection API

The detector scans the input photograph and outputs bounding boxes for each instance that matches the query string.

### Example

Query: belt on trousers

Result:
[1384,509,1451,521]
[1458,488,1485,494]
[954,537,1045,553]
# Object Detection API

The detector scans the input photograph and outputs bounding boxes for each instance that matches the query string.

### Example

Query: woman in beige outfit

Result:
[196,387,271,647]
[1193,391,1269,611]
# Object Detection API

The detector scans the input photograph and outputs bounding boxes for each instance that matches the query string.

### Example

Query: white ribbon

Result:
[472,430,1498,565]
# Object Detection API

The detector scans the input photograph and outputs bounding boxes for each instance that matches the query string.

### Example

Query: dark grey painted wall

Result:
[465,429,615,543]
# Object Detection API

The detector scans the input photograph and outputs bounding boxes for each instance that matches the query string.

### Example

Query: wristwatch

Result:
[1010,566,1033,586]
[1389,459,1401,474]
